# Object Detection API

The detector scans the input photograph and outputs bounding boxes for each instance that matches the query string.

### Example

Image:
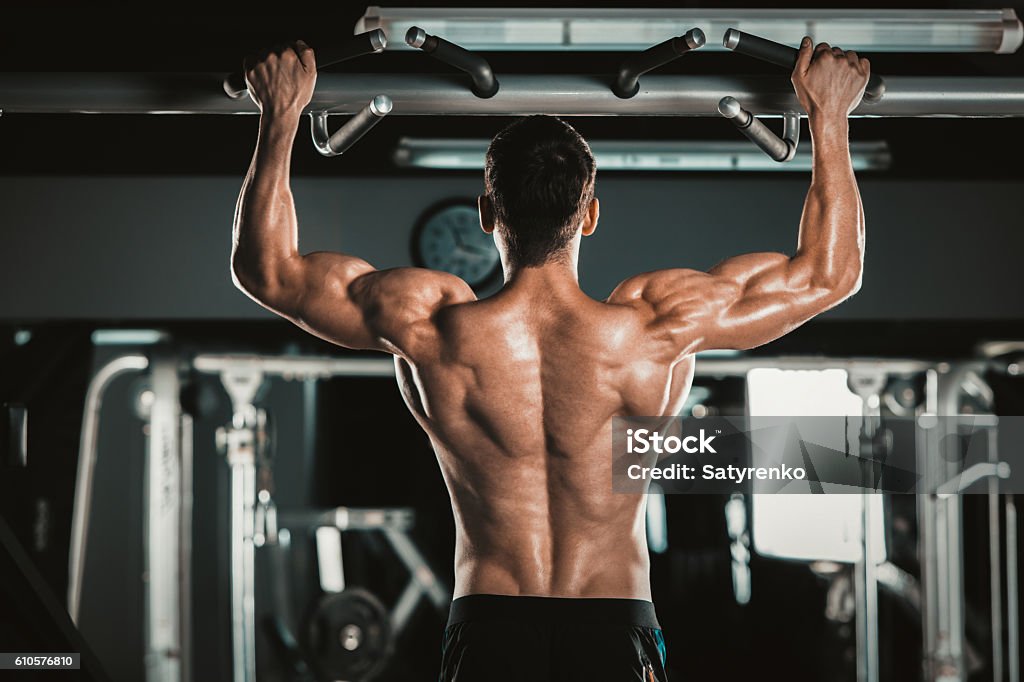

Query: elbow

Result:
[821,260,863,302]
[230,254,292,307]
[230,255,261,296]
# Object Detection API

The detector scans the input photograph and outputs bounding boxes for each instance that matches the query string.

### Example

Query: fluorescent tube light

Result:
[393,137,892,172]
[357,7,1023,53]
[90,329,168,346]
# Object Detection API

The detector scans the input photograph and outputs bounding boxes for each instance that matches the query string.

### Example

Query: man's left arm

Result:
[230,42,473,356]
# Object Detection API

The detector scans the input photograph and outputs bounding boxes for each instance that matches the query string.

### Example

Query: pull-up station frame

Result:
[2,16,1024,168]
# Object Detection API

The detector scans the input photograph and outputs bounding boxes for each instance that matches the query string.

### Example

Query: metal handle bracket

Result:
[718,96,800,162]
[311,95,392,157]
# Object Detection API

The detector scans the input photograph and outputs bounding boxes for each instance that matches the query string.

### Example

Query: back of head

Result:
[484,116,596,268]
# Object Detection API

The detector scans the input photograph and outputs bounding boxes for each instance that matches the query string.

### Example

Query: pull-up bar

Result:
[2,73,1022,117]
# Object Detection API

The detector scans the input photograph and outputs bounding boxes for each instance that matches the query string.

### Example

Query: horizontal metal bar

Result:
[694,356,937,377]
[2,73,1024,117]
[191,353,941,381]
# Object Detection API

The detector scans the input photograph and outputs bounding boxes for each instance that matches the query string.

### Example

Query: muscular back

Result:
[233,33,867,602]
[394,280,695,599]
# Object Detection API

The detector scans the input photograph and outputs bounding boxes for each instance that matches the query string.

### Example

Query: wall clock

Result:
[411,200,501,288]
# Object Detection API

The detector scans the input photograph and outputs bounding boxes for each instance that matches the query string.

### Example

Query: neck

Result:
[502,259,580,290]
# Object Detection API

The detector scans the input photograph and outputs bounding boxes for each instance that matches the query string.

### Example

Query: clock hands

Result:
[448,224,494,259]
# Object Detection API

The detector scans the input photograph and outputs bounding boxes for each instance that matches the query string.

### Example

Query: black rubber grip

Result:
[613,28,705,99]
[726,29,885,103]
[222,29,386,100]
[417,32,498,98]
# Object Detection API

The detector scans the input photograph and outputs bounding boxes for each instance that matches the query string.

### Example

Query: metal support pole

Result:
[855,495,881,682]
[215,366,265,682]
[1007,496,1020,682]
[144,354,184,682]
[848,370,887,682]
[68,354,149,623]
[918,369,943,681]
[179,413,193,682]
[989,426,1004,682]
[919,365,972,682]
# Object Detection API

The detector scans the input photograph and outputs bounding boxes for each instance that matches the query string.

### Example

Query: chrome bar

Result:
[68,354,149,623]
[2,74,1024,117]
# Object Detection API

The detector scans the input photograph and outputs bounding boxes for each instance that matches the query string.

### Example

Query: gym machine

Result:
[67,348,1023,681]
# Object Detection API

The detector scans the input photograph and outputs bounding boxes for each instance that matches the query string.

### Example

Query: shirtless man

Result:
[232,36,868,681]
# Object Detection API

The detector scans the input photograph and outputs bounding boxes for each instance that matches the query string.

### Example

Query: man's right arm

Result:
[610,37,869,355]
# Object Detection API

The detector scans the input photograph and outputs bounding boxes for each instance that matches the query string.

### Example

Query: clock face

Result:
[412,202,501,287]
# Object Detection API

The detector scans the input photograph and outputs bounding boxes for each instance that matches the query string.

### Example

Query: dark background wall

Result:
[1,175,1022,320]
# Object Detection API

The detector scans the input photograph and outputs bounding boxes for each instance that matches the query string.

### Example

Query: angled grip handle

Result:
[310,96,392,158]
[613,28,706,99]
[724,29,885,103]
[719,96,800,163]
[406,26,499,98]
[223,29,387,100]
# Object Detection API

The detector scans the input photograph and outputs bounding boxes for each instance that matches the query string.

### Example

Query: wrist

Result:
[809,114,850,143]
[259,109,303,132]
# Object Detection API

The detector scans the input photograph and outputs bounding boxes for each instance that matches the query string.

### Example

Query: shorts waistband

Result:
[447,594,660,629]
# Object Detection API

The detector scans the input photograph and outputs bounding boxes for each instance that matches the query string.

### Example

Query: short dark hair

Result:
[484,115,596,268]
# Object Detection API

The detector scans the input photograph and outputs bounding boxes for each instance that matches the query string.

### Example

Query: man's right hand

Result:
[244,41,317,120]
[791,36,870,119]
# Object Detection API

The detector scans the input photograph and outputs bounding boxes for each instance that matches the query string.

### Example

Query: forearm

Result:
[231,112,304,295]
[792,114,865,290]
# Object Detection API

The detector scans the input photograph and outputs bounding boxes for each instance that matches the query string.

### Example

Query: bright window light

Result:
[746,368,886,564]
[358,7,1022,54]
[315,526,345,593]
[646,483,668,554]
[394,138,892,173]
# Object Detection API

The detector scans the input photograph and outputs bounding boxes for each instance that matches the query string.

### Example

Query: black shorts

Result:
[439,594,668,681]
